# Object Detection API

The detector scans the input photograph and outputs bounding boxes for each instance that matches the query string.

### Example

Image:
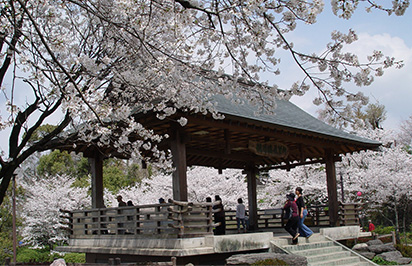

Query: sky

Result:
[0,2,411,153]
[284,1,412,130]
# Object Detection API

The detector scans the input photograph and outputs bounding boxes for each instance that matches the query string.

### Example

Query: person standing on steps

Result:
[283,193,299,244]
[295,187,313,239]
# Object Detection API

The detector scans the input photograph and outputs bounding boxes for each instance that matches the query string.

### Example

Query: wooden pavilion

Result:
[52,93,380,229]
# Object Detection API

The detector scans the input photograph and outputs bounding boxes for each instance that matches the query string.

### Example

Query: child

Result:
[236,198,247,233]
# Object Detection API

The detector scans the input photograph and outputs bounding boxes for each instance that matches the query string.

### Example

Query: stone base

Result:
[56,232,273,263]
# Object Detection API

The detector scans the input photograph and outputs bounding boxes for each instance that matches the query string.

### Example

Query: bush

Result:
[16,247,51,263]
[0,233,13,265]
[396,244,412,258]
[63,253,86,263]
[252,258,288,265]
[374,226,395,235]
[372,256,398,265]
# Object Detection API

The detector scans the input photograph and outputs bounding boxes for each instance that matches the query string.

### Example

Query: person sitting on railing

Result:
[117,195,126,207]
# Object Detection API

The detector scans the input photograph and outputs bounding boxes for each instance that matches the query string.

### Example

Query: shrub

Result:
[396,244,412,258]
[16,247,50,263]
[372,256,398,265]
[374,226,395,235]
[63,253,86,263]
[252,258,288,265]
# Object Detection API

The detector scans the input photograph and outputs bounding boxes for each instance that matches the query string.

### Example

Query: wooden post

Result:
[170,124,188,201]
[89,152,105,208]
[246,166,258,231]
[325,149,339,226]
[12,174,16,264]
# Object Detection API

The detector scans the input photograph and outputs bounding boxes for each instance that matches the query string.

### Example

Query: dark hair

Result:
[206,197,212,202]
[295,187,303,194]
[286,193,295,201]
[215,195,221,201]
[238,198,243,204]
[127,200,134,206]
[158,198,165,203]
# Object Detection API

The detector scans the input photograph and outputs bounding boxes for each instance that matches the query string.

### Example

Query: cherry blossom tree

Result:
[19,174,90,247]
[0,0,408,207]
[106,166,248,209]
[258,166,328,209]
[398,115,412,148]
[338,129,412,234]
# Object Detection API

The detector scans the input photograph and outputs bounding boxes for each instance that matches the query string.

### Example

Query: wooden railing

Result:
[60,202,361,238]
[224,203,360,230]
[60,200,216,238]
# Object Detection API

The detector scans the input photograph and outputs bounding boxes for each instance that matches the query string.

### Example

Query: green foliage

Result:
[37,150,78,177]
[25,124,58,143]
[14,246,85,264]
[37,151,152,192]
[16,247,51,263]
[0,188,23,265]
[252,258,288,265]
[396,244,412,258]
[0,232,13,264]
[372,256,398,265]
[374,225,395,235]
[103,159,128,193]
[63,253,86,263]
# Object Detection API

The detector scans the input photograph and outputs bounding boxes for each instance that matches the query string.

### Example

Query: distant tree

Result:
[20,174,90,248]
[318,102,387,130]
[365,103,387,130]
[398,115,412,149]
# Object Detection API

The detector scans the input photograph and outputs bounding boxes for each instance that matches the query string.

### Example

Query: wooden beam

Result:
[89,152,105,209]
[325,149,339,227]
[187,115,367,150]
[224,129,231,154]
[245,166,258,231]
[170,124,188,201]
[262,156,341,170]
[186,148,261,163]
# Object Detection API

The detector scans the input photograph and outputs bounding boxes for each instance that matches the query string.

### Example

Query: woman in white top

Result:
[236,198,247,233]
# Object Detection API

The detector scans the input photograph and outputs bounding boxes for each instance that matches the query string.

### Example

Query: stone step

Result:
[272,233,326,246]
[344,263,373,266]
[283,240,335,252]
[308,255,362,266]
[271,232,376,266]
[306,251,353,263]
[293,245,343,256]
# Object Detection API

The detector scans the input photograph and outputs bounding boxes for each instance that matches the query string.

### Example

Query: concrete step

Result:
[344,263,373,266]
[306,251,353,263]
[293,245,343,256]
[282,240,335,252]
[272,234,376,266]
[272,233,326,245]
[309,255,362,266]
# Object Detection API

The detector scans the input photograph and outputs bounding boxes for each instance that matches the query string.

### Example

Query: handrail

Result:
[60,201,214,238]
[60,202,361,238]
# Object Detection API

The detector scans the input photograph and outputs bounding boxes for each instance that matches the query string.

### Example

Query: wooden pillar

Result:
[325,149,339,226]
[246,166,258,231]
[170,125,188,201]
[89,152,105,209]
